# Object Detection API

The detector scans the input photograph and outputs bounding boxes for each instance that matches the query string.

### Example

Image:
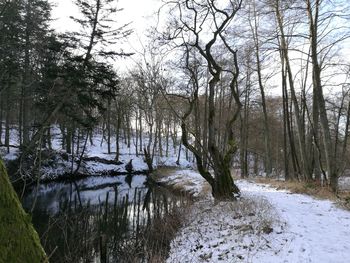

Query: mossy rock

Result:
[0,160,48,263]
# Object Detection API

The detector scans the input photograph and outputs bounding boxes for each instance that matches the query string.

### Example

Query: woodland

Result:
[1,0,350,194]
[1,0,350,261]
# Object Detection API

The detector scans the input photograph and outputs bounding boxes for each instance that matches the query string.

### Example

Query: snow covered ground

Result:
[159,170,350,263]
[0,127,193,179]
[156,169,211,198]
[239,180,350,263]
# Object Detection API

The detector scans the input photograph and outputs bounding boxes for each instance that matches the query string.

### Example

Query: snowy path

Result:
[238,180,350,263]
[162,170,350,262]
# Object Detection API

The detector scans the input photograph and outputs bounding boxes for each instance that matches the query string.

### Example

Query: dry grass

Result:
[249,177,350,210]
[255,178,334,198]
[142,203,192,262]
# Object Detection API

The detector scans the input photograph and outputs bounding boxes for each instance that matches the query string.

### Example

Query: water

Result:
[21,174,189,263]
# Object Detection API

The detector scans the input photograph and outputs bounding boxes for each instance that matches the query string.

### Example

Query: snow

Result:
[160,170,350,263]
[239,180,350,263]
[167,197,288,263]
[338,176,350,191]
[157,169,210,198]
[1,126,194,180]
[0,148,18,161]
[84,133,192,172]
[0,126,20,161]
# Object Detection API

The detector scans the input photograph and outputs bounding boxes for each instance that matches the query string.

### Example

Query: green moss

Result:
[0,160,48,263]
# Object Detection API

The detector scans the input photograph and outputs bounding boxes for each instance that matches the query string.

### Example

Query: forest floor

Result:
[154,169,350,263]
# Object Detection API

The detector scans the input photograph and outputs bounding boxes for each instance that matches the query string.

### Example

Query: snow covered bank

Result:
[157,170,350,262]
[155,169,211,198]
[1,129,193,181]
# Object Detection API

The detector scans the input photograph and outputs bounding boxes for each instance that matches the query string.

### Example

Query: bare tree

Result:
[247,0,273,176]
[305,0,350,191]
[159,0,243,199]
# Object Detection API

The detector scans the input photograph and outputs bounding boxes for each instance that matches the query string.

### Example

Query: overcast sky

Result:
[48,0,348,96]
[50,0,160,31]
[49,0,161,69]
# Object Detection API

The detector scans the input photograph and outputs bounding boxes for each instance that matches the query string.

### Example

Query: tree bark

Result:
[0,160,48,263]
[275,1,311,180]
[306,0,337,190]
[115,107,121,162]
[250,1,272,176]
[22,0,32,147]
[0,96,3,145]
[5,83,10,153]
[107,98,111,154]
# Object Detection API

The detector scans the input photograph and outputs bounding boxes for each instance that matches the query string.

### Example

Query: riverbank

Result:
[1,129,193,184]
[154,168,350,263]
[20,170,192,262]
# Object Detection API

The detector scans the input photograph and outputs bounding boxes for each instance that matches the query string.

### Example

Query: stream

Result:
[20,174,189,263]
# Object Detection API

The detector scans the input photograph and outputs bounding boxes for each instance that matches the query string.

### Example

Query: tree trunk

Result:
[115,109,121,161]
[211,167,240,199]
[66,125,73,154]
[76,128,80,155]
[207,74,239,199]
[0,96,3,145]
[0,160,48,262]
[165,120,170,157]
[126,112,131,149]
[135,109,139,157]
[107,98,111,154]
[275,2,311,180]
[312,88,321,182]
[306,0,337,190]
[138,109,143,154]
[22,0,32,147]
[341,100,350,169]
[250,3,272,176]
[157,119,163,157]
[59,123,66,150]
[5,85,10,153]
[47,126,52,150]
[240,67,250,178]
[202,72,209,169]
[282,62,290,180]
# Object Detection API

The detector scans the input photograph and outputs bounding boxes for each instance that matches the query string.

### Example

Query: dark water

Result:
[21,174,189,263]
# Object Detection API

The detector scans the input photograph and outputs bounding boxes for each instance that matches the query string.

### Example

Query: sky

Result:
[49,0,162,70]
[50,0,160,33]
[48,0,349,96]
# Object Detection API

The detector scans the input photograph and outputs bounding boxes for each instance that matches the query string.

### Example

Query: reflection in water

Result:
[21,175,189,262]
